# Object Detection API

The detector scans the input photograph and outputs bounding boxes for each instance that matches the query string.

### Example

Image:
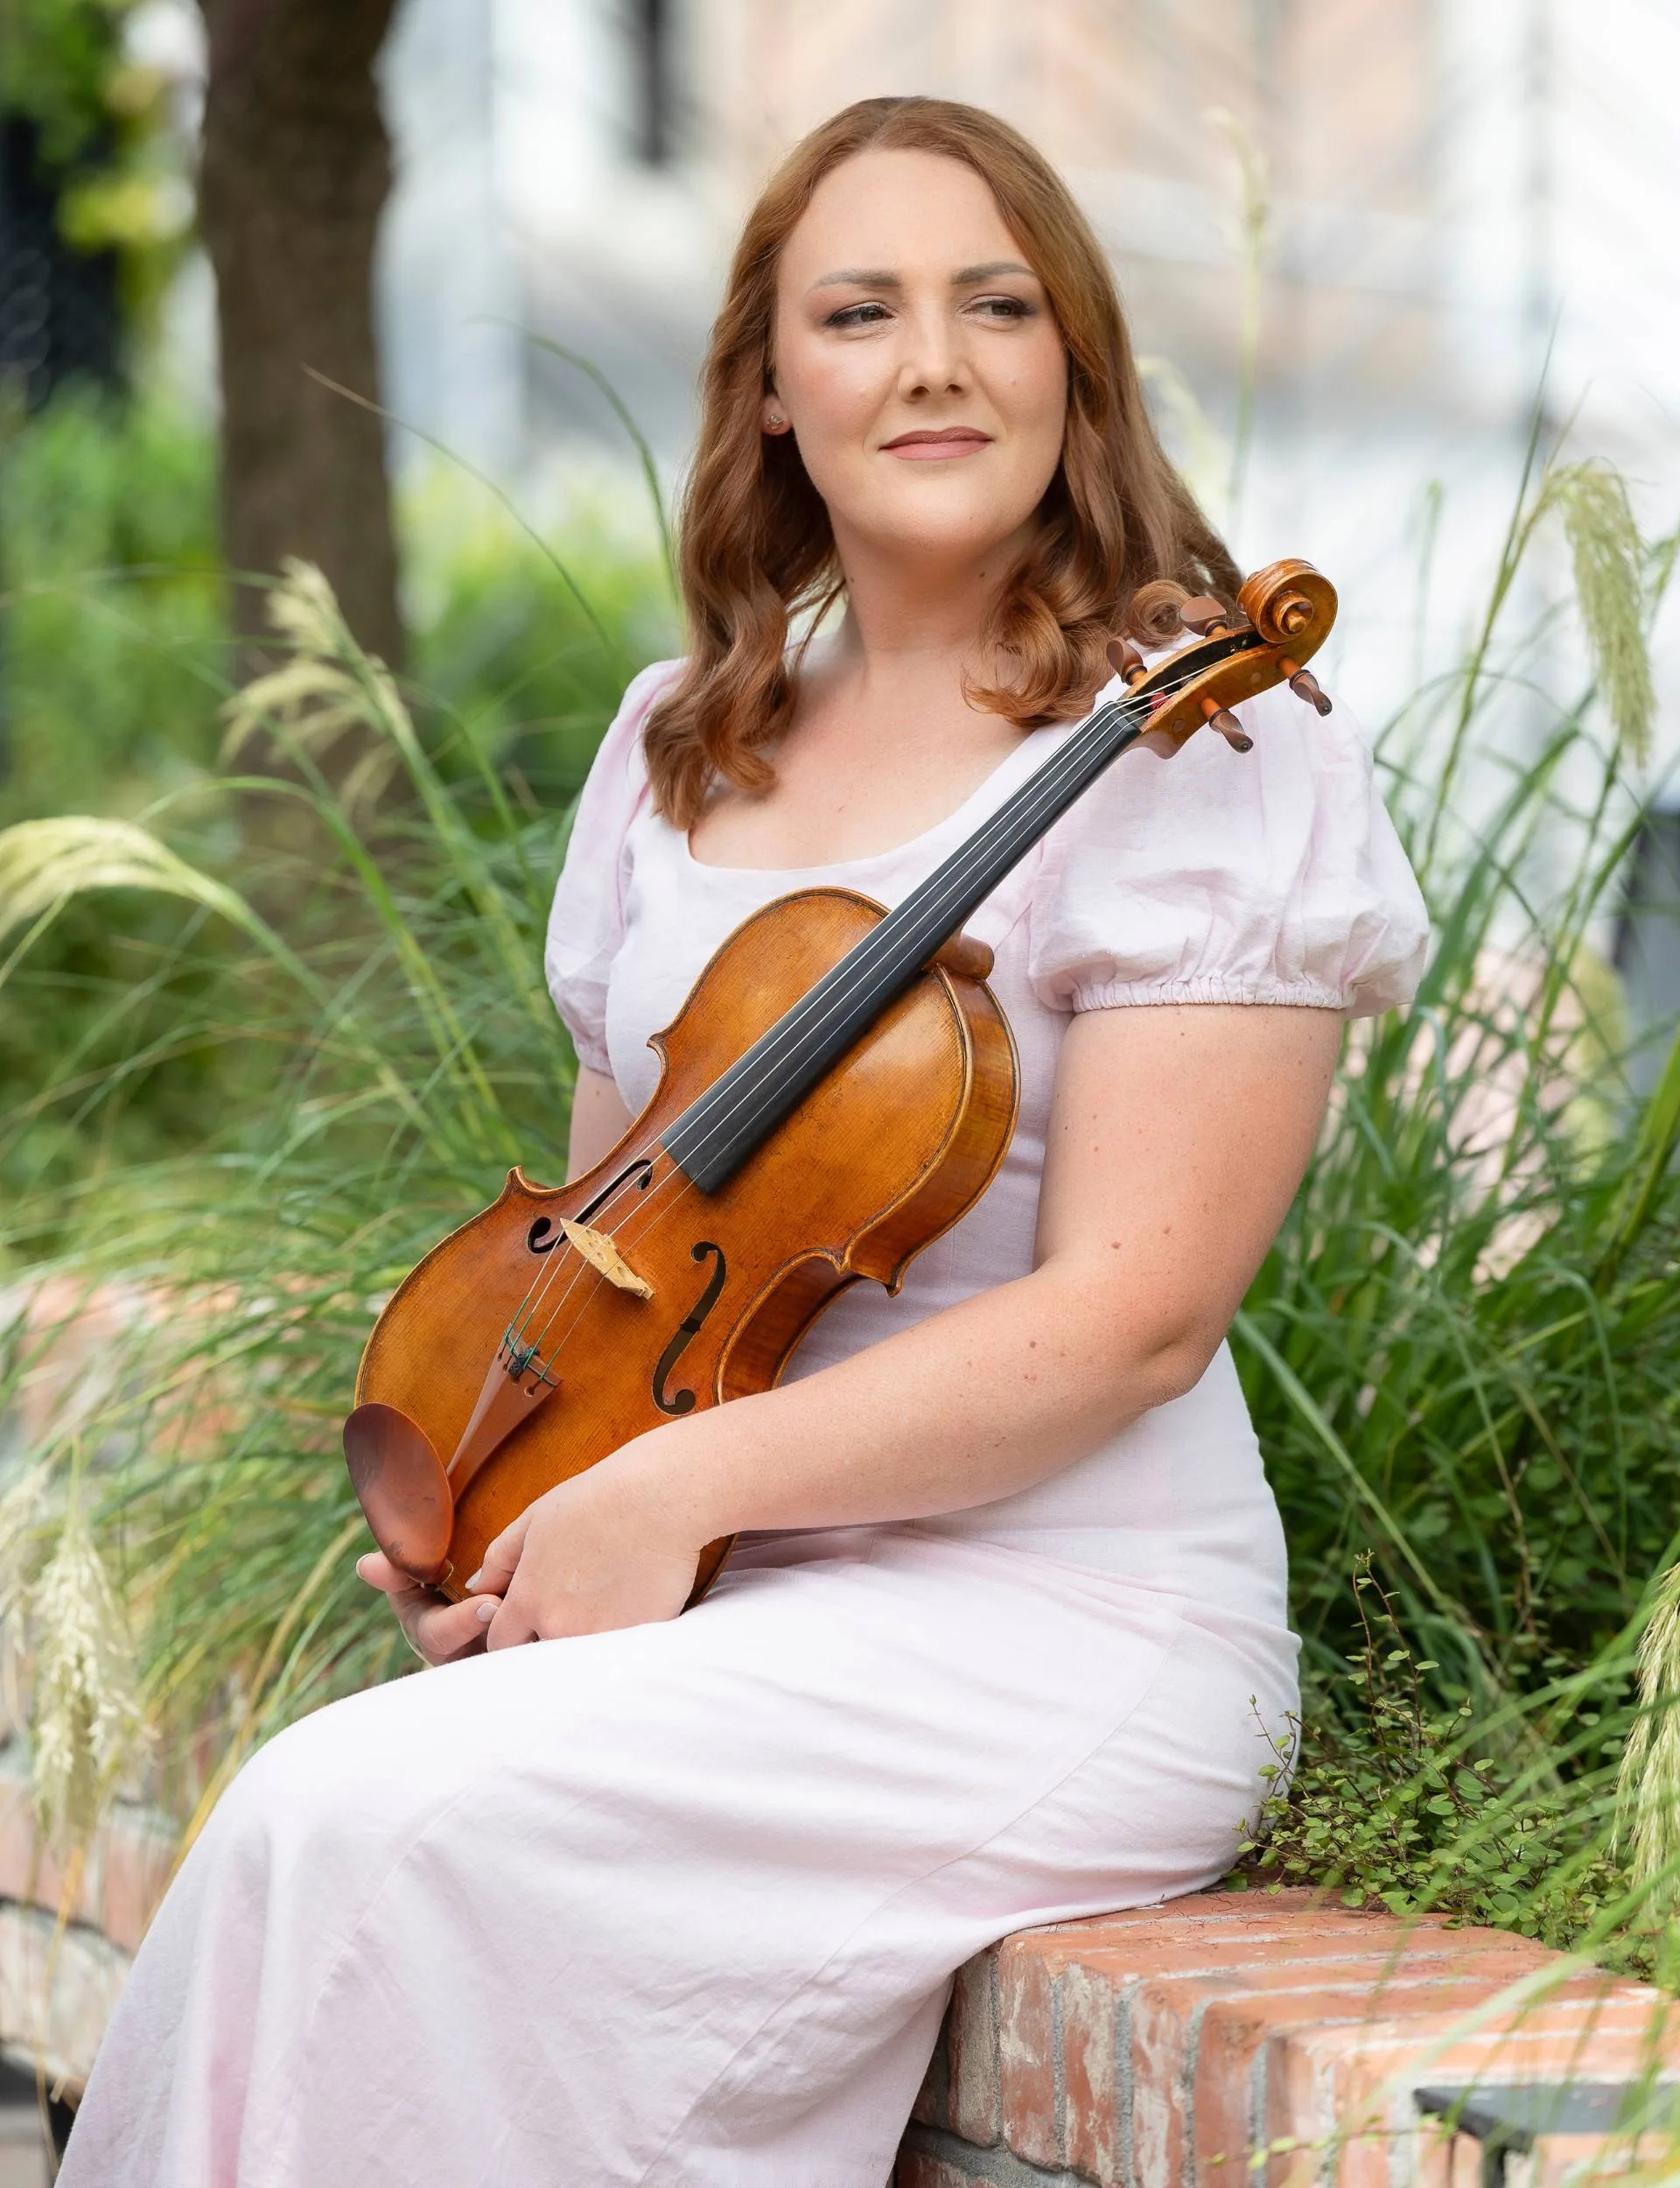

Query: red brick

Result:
[1131,1968,1240,2188]
[905,1897,1680,2188]
[996,1935,1061,2163]
[893,2153,984,2188]
[1194,1967,1584,2186]
[1060,1952,1128,2186]
[1074,1920,1459,1986]
[0,1775,85,1925]
[1027,1890,1409,1956]
[1522,2128,1661,2186]
[1001,1921,1444,2182]
[1120,1958,1482,2188]
[947,1950,1003,2147]
[1060,1885,1347,1929]
[98,1810,175,1954]
[1266,1998,1680,2187]
[1410,2121,1480,2188]
[0,1766,178,1953]
[908,2020,952,2132]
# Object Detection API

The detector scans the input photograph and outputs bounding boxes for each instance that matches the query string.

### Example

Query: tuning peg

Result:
[1278,657,1333,715]
[1200,698,1254,753]
[1105,635,1149,686]
[1178,595,1234,636]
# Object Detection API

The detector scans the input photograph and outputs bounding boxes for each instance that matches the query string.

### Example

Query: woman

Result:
[63,96,1427,2186]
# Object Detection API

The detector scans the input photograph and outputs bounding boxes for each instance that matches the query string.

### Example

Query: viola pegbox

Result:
[1105,558,1339,759]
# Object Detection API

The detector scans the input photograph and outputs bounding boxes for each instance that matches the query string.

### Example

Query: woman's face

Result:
[768,148,1068,572]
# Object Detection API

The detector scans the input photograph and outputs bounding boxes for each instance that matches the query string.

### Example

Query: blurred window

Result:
[1615,808,1680,1096]
[630,0,674,166]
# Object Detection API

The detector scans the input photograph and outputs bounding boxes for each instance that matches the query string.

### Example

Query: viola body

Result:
[353,886,1019,1602]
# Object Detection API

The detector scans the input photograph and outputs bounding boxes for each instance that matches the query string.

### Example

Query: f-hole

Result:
[651,1242,726,1416]
[577,1158,654,1225]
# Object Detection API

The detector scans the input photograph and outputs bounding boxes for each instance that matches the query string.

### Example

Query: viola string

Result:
[503,677,1158,1356]
[655,653,1222,1178]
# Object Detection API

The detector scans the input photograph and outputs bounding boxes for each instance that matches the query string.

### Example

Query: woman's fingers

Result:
[465,1508,532,1600]
[483,1596,542,1652]
[354,1552,488,1667]
[411,1594,495,1664]
[355,1550,420,1597]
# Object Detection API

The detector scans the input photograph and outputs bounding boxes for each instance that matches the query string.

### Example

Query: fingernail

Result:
[465,1569,483,1590]
[476,1599,495,1622]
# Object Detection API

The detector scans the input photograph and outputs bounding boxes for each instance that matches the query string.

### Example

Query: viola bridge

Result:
[559,1218,654,1300]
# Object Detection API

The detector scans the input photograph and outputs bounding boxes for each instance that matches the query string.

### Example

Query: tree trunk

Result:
[197,0,404,673]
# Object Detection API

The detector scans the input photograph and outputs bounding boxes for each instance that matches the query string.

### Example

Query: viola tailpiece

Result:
[342,558,1338,1605]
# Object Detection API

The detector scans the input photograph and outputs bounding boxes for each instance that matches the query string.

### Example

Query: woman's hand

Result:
[466,1441,705,1650]
[354,1438,704,1662]
[355,1553,493,1667]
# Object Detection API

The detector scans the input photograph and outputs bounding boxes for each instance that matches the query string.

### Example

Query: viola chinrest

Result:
[344,1402,454,1588]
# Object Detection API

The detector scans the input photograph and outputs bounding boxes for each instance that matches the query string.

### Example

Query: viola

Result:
[342,558,1338,1602]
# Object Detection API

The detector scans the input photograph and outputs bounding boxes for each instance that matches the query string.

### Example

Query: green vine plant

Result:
[1235,1557,1648,1973]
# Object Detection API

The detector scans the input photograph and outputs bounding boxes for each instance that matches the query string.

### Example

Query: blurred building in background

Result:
[371,0,1674,726]
[116,0,1680,1041]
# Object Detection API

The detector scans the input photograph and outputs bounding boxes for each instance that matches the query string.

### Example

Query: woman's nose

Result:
[895,305,970,400]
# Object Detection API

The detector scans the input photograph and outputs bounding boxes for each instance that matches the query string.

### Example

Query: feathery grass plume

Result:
[1137,356,1232,527]
[0,1461,55,1737]
[0,814,286,958]
[30,1498,144,1848]
[0,1461,53,1610]
[1205,105,1270,523]
[220,557,415,809]
[1617,1556,1680,1898]
[1544,460,1656,764]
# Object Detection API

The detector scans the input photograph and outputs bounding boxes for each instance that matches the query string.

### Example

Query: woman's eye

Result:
[826,301,892,329]
[971,295,1032,321]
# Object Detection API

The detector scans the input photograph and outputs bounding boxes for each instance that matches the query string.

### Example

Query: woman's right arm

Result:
[569,1067,634,1180]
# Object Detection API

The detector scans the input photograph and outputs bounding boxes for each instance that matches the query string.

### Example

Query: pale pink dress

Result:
[61,661,1427,2188]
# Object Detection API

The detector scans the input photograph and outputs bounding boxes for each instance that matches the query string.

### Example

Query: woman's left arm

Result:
[473,1002,1341,1647]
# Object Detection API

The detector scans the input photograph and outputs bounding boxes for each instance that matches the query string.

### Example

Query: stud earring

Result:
[766,412,784,430]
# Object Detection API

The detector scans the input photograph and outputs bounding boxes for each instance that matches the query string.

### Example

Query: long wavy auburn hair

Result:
[643,95,1241,829]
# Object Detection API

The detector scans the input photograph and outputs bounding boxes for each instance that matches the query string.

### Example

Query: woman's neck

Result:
[687,527,1037,871]
[823,515,1038,690]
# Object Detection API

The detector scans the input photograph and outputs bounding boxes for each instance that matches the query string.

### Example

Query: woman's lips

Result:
[880,429,993,460]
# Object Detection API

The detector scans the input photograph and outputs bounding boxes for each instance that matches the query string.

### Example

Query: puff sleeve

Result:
[1027,671,1429,1017]
[543,659,682,1073]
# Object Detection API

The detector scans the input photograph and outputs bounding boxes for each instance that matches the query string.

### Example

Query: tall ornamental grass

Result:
[0,389,672,1215]
[0,442,1676,1988]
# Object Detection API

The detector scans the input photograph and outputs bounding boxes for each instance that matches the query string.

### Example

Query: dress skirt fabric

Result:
[60,1525,1298,2188]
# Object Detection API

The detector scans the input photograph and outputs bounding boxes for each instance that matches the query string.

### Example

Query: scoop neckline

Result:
[674,712,1081,881]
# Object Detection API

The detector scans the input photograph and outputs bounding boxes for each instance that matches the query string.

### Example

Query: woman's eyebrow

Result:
[808,259,1037,293]
[952,259,1034,284]
[810,268,900,291]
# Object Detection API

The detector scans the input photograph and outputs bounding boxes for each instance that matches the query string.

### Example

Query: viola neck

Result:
[660,684,1149,1194]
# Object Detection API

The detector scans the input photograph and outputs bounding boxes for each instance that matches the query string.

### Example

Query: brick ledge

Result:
[894,1890,1680,2186]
